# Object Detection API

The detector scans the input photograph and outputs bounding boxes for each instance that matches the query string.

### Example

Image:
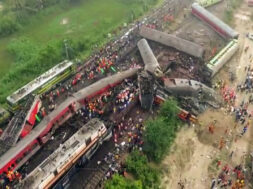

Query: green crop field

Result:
[0,0,161,104]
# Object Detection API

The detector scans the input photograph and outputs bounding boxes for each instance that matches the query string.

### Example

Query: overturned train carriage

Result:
[248,0,253,6]
[163,78,222,106]
[19,119,111,189]
[191,3,239,39]
[207,39,239,77]
[0,68,139,182]
[138,71,155,111]
[137,39,163,78]
[139,26,204,59]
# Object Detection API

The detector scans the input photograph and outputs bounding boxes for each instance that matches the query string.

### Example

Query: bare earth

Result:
[160,1,253,189]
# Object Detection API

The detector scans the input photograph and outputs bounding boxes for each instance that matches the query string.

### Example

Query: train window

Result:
[71,141,79,148]
[86,137,91,146]
[24,151,29,156]
[32,143,38,149]
[16,155,24,163]
[16,158,21,163]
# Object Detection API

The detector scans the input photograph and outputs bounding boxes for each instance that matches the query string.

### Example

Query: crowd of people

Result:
[211,163,246,189]
[101,111,145,184]
[208,69,253,188]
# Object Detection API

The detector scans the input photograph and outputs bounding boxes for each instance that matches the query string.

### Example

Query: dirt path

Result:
[160,1,253,188]
[160,127,217,189]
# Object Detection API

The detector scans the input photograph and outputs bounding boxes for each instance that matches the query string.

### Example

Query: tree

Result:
[125,150,160,189]
[143,99,180,162]
[104,174,142,189]
[159,98,179,122]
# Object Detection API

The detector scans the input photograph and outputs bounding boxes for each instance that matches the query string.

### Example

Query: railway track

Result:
[0,96,35,147]
[84,164,109,189]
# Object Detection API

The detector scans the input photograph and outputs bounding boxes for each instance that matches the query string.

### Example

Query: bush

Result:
[8,37,39,63]
[125,150,160,189]
[0,14,20,36]
[105,174,142,189]
[0,39,64,104]
[143,99,181,162]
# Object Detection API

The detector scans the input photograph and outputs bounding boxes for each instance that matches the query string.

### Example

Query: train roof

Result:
[21,119,105,189]
[7,61,73,105]
[0,97,76,170]
[139,26,205,59]
[0,69,139,172]
[73,68,139,101]
[164,78,206,90]
[191,3,239,39]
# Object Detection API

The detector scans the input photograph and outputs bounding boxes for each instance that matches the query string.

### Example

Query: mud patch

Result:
[196,109,235,148]
[0,3,3,11]
[234,13,250,21]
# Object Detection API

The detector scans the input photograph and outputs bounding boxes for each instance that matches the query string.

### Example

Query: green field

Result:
[0,0,161,104]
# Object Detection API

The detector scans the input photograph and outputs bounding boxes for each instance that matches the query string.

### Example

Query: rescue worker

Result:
[219,137,225,150]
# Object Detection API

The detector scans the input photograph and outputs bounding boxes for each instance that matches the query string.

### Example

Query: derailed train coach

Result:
[0,68,139,186]
[248,0,253,6]
[139,26,205,59]
[191,3,239,40]
[19,119,112,189]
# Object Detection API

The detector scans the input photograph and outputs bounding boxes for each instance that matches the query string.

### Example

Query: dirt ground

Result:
[160,1,253,188]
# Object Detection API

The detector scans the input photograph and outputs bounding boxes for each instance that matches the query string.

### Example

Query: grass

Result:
[223,0,244,25]
[0,0,162,105]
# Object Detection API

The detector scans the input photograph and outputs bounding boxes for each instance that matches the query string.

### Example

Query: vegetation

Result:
[104,174,142,189]
[0,39,64,104]
[0,0,161,104]
[106,99,182,188]
[143,99,180,162]
[125,150,160,189]
[224,0,243,25]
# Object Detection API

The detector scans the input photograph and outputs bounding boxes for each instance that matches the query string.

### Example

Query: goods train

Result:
[191,3,239,39]
[0,68,139,185]
[20,119,112,189]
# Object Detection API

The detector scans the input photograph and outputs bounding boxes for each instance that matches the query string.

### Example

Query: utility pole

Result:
[64,39,69,60]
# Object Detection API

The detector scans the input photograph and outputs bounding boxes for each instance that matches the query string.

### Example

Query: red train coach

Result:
[0,68,139,180]
[191,3,239,40]
[248,0,253,6]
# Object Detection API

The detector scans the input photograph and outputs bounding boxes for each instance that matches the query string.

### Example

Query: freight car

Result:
[19,119,112,189]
